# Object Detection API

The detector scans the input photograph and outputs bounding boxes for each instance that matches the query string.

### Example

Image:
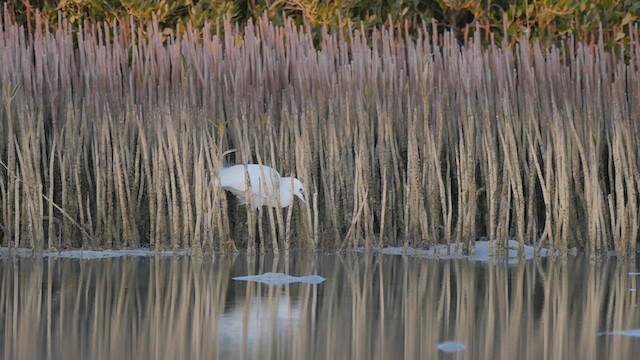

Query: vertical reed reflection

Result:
[1,255,640,359]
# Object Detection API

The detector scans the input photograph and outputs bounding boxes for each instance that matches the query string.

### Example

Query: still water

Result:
[1,253,640,359]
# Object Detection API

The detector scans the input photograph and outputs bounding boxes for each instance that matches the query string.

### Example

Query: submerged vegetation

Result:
[1,7,639,257]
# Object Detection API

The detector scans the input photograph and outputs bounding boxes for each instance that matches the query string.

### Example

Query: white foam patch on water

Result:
[437,341,466,353]
[0,247,189,259]
[598,329,640,337]
[358,240,574,262]
[233,272,326,285]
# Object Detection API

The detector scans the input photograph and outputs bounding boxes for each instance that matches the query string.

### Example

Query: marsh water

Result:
[1,253,640,360]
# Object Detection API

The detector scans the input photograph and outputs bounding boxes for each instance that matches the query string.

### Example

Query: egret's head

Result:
[292,178,306,204]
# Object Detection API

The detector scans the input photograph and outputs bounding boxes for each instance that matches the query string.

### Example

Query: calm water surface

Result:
[1,253,640,359]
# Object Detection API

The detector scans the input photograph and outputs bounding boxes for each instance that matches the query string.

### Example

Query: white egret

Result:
[217,164,306,209]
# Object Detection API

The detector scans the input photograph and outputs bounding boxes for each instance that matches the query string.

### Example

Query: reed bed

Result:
[1,7,640,256]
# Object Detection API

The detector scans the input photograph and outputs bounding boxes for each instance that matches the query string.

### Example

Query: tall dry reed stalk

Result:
[1,7,639,256]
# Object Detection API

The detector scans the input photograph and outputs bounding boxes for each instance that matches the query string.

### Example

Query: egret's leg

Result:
[222,239,239,253]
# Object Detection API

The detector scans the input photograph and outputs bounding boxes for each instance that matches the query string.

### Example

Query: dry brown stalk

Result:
[0,158,94,245]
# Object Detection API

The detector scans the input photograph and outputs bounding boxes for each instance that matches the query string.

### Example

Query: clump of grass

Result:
[1,10,639,257]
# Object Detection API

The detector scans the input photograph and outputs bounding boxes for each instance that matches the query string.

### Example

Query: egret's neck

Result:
[278,177,295,207]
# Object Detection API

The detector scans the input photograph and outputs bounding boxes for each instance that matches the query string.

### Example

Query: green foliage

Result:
[4,0,640,47]
[492,0,639,48]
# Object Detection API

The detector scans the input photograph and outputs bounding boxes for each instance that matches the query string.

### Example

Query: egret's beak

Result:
[299,191,306,203]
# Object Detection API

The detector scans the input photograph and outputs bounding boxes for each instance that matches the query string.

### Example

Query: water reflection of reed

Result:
[1,256,639,359]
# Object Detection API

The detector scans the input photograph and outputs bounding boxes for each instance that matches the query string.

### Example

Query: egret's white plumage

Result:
[218,164,306,209]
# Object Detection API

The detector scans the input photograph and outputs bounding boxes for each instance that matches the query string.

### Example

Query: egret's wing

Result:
[220,164,280,200]
[247,165,280,196]
[219,165,250,196]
